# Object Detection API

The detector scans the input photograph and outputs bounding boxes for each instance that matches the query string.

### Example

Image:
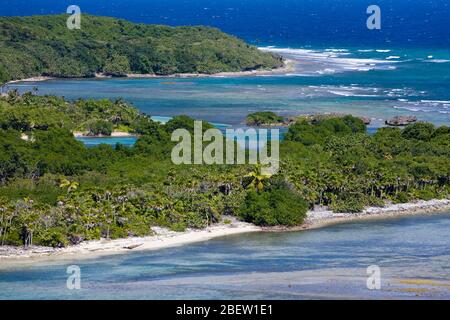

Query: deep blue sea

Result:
[1,1,450,299]
[2,0,450,47]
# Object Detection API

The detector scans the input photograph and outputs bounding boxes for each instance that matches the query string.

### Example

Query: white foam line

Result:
[427,59,450,63]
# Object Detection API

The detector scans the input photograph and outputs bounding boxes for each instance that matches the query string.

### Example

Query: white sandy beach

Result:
[125,58,296,79]
[0,217,260,268]
[72,131,137,138]
[263,199,450,232]
[303,198,450,230]
[5,76,55,84]
[1,199,449,268]
[3,59,296,87]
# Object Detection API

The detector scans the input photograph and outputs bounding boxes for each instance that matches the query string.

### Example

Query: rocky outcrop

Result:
[298,113,371,125]
[69,235,85,245]
[385,116,417,126]
[359,117,372,125]
[219,183,232,195]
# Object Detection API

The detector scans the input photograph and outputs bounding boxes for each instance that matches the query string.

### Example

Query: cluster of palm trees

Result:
[282,136,449,211]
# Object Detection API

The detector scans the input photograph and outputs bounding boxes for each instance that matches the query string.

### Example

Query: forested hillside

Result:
[0,14,283,83]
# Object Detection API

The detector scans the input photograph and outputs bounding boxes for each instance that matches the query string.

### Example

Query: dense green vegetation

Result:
[0,14,283,84]
[246,111,284,126]
[239,178,308,226]
[0,92,250,247]
[283,116,450,212]
[0,90,140,134]
[0,92,448,247]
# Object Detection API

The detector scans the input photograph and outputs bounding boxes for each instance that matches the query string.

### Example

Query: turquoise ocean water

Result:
[8,47,450,130]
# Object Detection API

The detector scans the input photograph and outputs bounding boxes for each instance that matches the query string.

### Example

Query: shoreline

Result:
[3,59,296,86]
[264,198,450,232]
[0,217,260,269]
[4,76,55,85]
[125,59,295,78]
[73,131,138,138]
[0,199,449,268]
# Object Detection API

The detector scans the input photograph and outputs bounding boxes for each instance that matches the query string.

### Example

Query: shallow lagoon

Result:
[1,212,449,299]
[75,136,139,147]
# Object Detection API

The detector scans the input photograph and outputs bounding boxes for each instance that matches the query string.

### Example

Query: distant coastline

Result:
[73,131,138,138]
[3,59,296,87]
[125,59,296,78]
[1,198,449,268]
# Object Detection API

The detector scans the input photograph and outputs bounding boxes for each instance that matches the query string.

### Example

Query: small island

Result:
[246,111,288,126]
[386,115,417,126]
[246,112,373,127]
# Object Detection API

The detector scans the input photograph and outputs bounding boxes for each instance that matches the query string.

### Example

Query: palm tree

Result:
[16,199,36,247]
[59,179,79,193]
[0,203,15,246]
[245,164,272,192]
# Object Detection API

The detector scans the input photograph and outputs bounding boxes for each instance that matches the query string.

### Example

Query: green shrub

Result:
[103,54,131,76]
[330,193,366,213]
[86,120,113,136]
[365,195,386,207]
[170,222,187,232]
[414,188,438,201]
[284,115,366,146]
[392,192,413,204]
[402,122,435,141]
[239,186,308,226]
[37,228,69,248]
[164,115,213,134]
